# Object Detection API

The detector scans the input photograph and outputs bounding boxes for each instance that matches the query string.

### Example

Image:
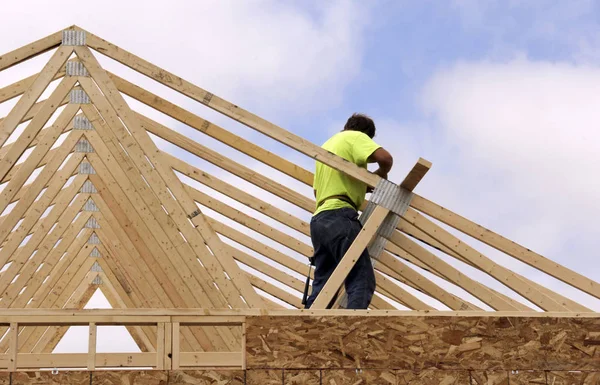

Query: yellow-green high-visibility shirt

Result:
[313,130,381,216]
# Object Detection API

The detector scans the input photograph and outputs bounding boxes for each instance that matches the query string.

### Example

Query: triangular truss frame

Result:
[0,26,598,354]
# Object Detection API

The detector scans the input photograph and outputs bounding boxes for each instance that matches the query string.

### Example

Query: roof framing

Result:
[0,25,597,356]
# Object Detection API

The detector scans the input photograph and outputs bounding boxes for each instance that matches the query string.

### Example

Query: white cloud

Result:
[412,58,600,309]
[0,0,370,117]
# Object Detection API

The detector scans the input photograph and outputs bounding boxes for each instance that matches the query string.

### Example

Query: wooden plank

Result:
[400,157,432,191]
[0,30,62,71]
[397,218,590,312]
[0,137,84,248]
[0,211,92,311]
[157,323,165,370]
[109,71,314,186]
[172,322,180,369]
[8,322,17,371]
[411,194,600,302]
[246,315,600,370]
[0,100,79,212]
[179,352,242,367]
[389,231,523,311]
[0,46,73,148]
[169,370,245,385]
[140,115,314,212]
[0,176,87,292]
[88,322,97,370]
[168,153,309,235]
[311,205,389,309]
[0,66,66,104]
[402,208,568,311]
[12,371,89,385]
[84,30,382,187]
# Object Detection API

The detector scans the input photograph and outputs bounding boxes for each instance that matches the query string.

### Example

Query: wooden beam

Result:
[0,46,73,148]
[83,30,383,187]
[402,208,568,311]
[0,101,79,214]
[388,231,523,311]
[0,30,63,72]
[0,66,66,105]
[410,194,600,302]
[109,71,314,185]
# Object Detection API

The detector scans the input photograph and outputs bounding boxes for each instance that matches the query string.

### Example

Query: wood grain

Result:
[246,370,283,385]
[323,369,398,384]
[396,370,470,384]
[470,371,508,385]
[284,370,320,385]
[12,371,90,385]
[546,371,600,385]
[246,315,600,370]
[92,371,168,385]
[169,370,244,385]
[508,371,546,385]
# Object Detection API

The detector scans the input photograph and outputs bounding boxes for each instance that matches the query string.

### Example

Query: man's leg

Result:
[331,210,376,309]
[305,212,337,308]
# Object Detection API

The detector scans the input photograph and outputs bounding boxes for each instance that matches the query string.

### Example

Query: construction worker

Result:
[305,113,393,309]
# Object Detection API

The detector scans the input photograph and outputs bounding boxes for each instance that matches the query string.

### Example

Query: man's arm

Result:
[368,148,393,179]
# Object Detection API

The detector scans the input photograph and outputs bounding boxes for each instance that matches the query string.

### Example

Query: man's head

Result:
[343,113,376,138]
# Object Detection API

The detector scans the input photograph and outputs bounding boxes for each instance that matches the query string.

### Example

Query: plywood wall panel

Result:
[169,370,244,385]
[246,316,600,371]
[12,371,89,385]
[92,370,168,385]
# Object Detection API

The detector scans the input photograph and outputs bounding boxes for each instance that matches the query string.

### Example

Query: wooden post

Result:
[241,321,247,370]
[311,205,389,309]
[156,323,165,370]
[8,322,17,371]
[172,322,180,370]
[164,322,172,370]
[87,322,97,370]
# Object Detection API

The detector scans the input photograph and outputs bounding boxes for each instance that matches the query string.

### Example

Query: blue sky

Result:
[0,0,599,333]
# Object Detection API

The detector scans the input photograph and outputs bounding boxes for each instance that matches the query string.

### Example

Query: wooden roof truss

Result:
[0,26,598,354]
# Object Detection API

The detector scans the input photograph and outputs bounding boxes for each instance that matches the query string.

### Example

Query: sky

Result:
[1,0,599,353]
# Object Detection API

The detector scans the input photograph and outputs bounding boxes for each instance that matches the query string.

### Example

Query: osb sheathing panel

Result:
[169,370,244,385]
[245,316,600,370]
[283,370,320,385]
[508,371,546,384]
[470,371,509,385]
[12,371,90,385]
[0,372,9,385]
[92,370,168,385]
[396,370,470,385]
[323,370,399,384]
[547,371,600,385]
[246,370,282,385]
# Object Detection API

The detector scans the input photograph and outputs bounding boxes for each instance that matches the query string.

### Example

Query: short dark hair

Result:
[343,113,376,138]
